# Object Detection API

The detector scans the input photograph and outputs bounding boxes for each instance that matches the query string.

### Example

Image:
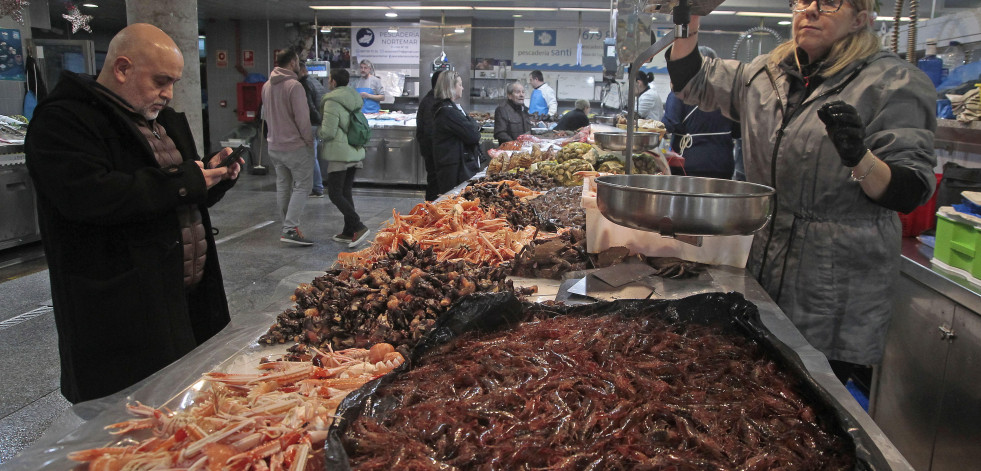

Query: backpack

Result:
[347,108,371,149]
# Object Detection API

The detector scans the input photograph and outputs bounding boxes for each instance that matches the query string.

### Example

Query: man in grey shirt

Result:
[350,59,384,114]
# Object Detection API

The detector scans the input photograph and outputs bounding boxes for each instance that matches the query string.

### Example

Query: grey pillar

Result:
[126,0,204,154]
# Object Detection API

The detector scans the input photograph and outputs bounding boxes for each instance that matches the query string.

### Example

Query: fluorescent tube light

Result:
[391,6,473,10]
[454,27,465,33]
[735,12,793,18]
[475,7,557,11]
[559,7,610,12]
[310,6,388,10]
[385,12,398,17]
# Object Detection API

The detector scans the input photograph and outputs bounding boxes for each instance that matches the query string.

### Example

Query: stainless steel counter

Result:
[898,237,981,313]
[358,126,425,185]
[358,125,496,187]
[872,239,981,471]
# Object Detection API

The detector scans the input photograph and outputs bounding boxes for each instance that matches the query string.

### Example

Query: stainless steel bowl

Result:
[596,175,775,236]
[593,131,661,152]
[591,115,620,125]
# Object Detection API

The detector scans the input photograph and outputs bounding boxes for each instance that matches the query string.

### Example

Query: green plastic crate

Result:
[934,212,981,279]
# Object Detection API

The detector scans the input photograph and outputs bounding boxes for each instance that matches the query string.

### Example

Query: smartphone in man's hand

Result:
[215,145,247,168]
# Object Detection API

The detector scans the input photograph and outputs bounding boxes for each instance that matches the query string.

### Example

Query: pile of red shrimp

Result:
[343,313,854,470]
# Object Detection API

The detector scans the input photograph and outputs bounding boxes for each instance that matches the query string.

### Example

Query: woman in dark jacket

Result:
[553,99,592,131]
[432,70,481,194]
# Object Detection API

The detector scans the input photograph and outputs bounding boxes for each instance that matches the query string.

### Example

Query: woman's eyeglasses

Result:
[790,0,844,14]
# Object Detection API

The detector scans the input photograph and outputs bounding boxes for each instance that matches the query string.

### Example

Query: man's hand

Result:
[200,147,242,188]
[817,101,868,168]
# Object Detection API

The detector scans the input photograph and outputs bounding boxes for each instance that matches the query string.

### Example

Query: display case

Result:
[0,146,40,251]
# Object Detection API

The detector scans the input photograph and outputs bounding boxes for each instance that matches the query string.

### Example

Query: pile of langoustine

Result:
[260,242,534,352]
[342,313,855,470]
[337,181,550,269]
[69,344,404,471]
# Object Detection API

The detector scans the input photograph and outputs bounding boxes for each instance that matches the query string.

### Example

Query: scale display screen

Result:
[306,61,329,77]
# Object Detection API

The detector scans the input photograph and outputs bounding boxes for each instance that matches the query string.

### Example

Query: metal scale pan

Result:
[596,175,775,237]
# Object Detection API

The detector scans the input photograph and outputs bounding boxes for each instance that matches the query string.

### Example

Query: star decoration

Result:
[0,0,30,25]
[62,3,93,34]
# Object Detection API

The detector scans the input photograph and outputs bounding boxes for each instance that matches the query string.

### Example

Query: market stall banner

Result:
[0,28,25,81]
[513,21,666,73]
[352,24,420,65]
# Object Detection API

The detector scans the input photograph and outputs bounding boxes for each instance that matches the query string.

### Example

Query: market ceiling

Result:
[51,0,929,36]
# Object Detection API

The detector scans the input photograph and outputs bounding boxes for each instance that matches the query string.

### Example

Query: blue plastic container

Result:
[919,54,944,88]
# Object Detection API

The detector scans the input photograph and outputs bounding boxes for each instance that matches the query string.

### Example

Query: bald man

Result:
[25,23,240,403]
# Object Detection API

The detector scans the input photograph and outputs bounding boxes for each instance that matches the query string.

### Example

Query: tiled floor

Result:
[0,169,423,465]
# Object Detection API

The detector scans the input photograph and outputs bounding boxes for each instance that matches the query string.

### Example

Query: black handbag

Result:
[937,162,981,207]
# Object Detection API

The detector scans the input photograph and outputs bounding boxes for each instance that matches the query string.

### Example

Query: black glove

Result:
[817,101,867,167]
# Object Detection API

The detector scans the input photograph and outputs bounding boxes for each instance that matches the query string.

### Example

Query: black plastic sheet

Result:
[324,292,888,470]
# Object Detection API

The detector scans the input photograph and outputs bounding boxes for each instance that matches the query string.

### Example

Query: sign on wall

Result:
[216,49,228,68]
[242,50,254,68]
[0,28,26,81]
[513,21,666,73]
[351,24,420,65]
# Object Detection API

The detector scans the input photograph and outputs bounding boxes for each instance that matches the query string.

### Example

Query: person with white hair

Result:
[553,99,591,131]
[351,59,384,114]
[493,81,532,145]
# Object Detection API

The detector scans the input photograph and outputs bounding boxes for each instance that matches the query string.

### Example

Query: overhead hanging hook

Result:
[433,10,451,70]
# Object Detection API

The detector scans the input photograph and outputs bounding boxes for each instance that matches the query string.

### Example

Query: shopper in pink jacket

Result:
[261,49,314,245]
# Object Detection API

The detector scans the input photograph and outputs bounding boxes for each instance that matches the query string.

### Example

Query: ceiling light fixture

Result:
[385,11,398,17]
[558,8,609,12]
[523,27,534,33]
[734,12,793,18]
[81,3,98,7]
[708,10,735,15]
[777,20,791,25]
[587,27,600,34]
[388,26,398,33]
[391,6,473,10]
[513,14,523,18]
[454,27,465,33]
[475,7,557,11]
[321,26,332,33]
[310,6,388,10]
[876,16,912,21]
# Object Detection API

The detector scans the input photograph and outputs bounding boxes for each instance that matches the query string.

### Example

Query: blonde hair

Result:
[434,70,461,101]
[767,0,881,77]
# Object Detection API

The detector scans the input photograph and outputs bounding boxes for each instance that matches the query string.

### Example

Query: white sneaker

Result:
[348,228,371,248]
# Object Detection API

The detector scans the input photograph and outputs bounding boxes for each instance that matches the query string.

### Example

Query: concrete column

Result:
[126,0,204,154]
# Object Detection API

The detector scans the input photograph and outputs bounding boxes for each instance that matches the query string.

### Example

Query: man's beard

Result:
[142,102,167,120]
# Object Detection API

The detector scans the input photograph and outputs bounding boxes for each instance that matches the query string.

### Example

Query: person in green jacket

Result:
[318,68,370,248]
